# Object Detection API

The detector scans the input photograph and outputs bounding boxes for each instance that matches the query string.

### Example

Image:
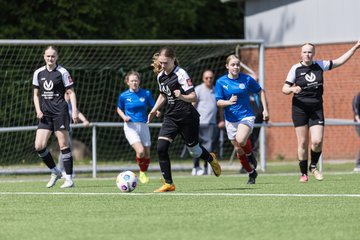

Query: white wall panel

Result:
[245,0,360,46]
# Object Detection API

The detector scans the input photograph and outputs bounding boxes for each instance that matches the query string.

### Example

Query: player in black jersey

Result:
[33,46,79,188]
[282,41,360,182]
[352,92,360,172]
[148,47,221,192]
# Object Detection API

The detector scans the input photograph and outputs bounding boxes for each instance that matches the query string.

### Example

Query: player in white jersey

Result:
[282,41,360,182]
[33,45,78,188]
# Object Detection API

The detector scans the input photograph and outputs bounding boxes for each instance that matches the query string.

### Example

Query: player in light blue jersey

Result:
[215,54,269,184]
[117,71,160,184]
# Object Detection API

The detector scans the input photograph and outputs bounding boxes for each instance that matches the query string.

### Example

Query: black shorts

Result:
[38,115,70,132]
[355,121,360,137]
[159,115,199,146]
[292,99,324,127]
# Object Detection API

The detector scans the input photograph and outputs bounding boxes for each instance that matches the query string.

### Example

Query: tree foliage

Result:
[0,0,243,39]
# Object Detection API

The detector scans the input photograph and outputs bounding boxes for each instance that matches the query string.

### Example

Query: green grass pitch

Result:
[0,171,359,240]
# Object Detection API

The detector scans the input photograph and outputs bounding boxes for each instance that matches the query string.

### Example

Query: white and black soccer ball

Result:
[116,171,138,192]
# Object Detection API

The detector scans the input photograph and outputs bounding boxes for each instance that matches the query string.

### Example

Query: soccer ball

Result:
[116,171,138,192]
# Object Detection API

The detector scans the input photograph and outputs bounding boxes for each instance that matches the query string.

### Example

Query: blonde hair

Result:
[302,42,315,48]
[124,71,140,84]
[43,45,58,55]
[159,47,179,66]
[151,53,162,75]
[151,47,180,75]
[301,43,316,53]
[226,54,240,65]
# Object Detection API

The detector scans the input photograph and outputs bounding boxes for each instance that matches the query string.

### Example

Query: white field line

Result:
[0,192,360,197]
[0,171,358,183]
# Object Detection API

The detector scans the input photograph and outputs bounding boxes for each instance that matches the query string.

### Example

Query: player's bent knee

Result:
[34,143,46,152]
[137,152,145,158]
[187,143,202,158]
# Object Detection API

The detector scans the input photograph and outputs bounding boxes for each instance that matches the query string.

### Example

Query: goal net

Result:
[0,39,264,172]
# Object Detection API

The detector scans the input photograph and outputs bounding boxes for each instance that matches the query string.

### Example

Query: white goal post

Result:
[0,39,265,177]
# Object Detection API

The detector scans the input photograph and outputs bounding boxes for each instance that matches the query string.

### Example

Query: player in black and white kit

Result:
[33,45,79,188]
[282,41,360,183]
[148,47,221,192]
[352,92,360,172]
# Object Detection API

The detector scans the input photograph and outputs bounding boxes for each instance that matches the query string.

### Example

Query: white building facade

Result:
[243,0,360,46]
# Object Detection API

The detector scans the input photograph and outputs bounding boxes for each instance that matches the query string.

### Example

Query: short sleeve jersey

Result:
[194,83,217,125]
[117,88,155,123]
[215,73,261,122]
[157,66,198,121]
[32,65,74,116]
[285,60,332,104]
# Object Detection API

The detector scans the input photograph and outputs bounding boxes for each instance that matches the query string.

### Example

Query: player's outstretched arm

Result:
[332,40,360,69]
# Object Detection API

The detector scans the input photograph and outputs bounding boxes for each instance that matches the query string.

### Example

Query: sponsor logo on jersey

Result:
[305,72,316,82]
[239,83,245,89]
[68,75,73,83]
[305,82,321,89]
[186,78,193,86]
[43,80,54,91]
[160,84,172,96]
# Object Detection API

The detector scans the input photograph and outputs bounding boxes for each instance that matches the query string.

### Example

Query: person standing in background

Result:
[352,92,360,172]
[191,69,224,176]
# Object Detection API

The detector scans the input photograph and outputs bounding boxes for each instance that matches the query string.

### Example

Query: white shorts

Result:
[124,122,151,147]
[225,116,256,140]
